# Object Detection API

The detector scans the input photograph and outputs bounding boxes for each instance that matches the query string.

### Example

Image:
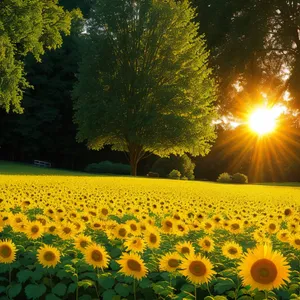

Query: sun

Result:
[248,108,277,135]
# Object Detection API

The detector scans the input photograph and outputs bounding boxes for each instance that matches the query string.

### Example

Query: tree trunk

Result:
[128,143,143,176]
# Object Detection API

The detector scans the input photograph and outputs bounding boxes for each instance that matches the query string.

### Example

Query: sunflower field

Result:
[0,175,300,300]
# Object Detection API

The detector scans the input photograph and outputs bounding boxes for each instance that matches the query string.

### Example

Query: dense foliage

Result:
[85,161,131,175]
[0,175,299,299]
[73,0,217,176]
[151,154,195,180]
[0,0,81,112]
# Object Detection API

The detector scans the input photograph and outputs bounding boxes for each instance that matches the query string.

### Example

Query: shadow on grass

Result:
[0,160,97,176]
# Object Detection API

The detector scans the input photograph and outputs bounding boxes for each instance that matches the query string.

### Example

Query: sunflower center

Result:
[119,228,127,237]
[102,208,108,215]
[181,247,190,254]
[250,259,278,284]
[204,240,211,247]
[150,233,157,244]
[49,226,56,233]
[284,209,292,216]
[130,224,137,231]
[63,227,71,234]
[0,245,12,258]
[91,250,103,262]
[189,261,207,277]
[80,241,88,248]
[44,251,55,262]
[295,239,300,245]
[178,225,184,231]
[231,224,240,230]
[31,225,39,233]
[16,218,22,223]
[205,223,212,229]
[93,223,101,228]
[165,221,173,228]
[228,247,238,254]
[127,259,141,271]
[168,259,179,268]
[269,224,276,230]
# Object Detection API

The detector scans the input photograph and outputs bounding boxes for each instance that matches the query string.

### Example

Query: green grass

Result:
[0,160,90,176]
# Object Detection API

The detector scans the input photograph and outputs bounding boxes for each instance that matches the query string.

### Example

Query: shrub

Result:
[217,172,232,183]
[151,154,195,179]
[169,169,181,179]
[181,176,188,180]
[232,173,248,184]
[85,161,131,175]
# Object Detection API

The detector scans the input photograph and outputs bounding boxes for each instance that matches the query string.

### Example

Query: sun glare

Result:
[248,108,278,135]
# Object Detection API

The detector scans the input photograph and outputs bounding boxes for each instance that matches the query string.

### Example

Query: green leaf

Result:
[77,280,95,289]
[7,283,22,299]
[32,267,44,281]
[214,297,228,300]
[110,260,120,271]
[110,248,122,258]
[67,283,77,294]
[139,278,151,289]
[25,284,47,299]
[181,283,194,293]
[45,294,61,300]
[0,286,6,294]
[238,296,253,300]
[214,277,236,294]
[52,283,67,296]
[98,274,115,289]
[17,270,33,283]
[79,295,92,300]
[102,289,117,300]
[114,283,130,297]
[152,281,174,297]
[56,270,69,279]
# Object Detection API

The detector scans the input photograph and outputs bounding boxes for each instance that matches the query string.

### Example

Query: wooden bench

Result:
[34,160,51,168]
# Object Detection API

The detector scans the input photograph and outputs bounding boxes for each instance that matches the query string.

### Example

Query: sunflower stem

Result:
[133,278,137,300]
[264,290,269,299]
[194,284,197,299]
[206,282,212,296]
[8,264,11,284]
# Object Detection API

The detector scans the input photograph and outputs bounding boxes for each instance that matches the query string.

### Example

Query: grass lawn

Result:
[0,160,90,176]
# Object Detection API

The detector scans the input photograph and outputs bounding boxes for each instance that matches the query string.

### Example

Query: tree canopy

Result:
[0,0,81,113]
[73,0,217,175]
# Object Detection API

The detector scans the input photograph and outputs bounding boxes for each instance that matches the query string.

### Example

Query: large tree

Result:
[0,0,81,112]
[73,0,217,176]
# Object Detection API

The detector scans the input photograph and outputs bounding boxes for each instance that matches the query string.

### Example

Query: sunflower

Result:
[126,220,141,236]
[179,254,215,284]
[198,237,215,253]
[175,221,189,236]
[58,222,76,240]
[25,221,44,240]
[161,218,174,234]
[0,240,17,264]
[222,241,243,260]
[175,241,195,256]
[276,229,290,243]
[290,234,300,250]
[228,220,243,234]
[124,237,145,253]
[159,252,182,273]
[238,244,290,291]
[37,244,60,268]
[46,222,58,235]
[74,235,92,251]
[117,252,148,280]
[84,243,110,269]
[144,230,161,249]
[202,220,215,234]
[113,224,129,240]
[265,221,279,235]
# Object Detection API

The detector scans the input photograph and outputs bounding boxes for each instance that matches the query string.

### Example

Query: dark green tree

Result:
[73,0,217,176]
[0,0,81,112]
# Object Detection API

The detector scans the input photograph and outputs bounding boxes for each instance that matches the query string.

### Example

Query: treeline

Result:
[1,0,300,182]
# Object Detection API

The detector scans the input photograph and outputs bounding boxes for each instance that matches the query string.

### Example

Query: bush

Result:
[169,169,181,179]
[232,173,248,184]
[85,161,131,175]
[151,154,195,179]
[217,172,232,183]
